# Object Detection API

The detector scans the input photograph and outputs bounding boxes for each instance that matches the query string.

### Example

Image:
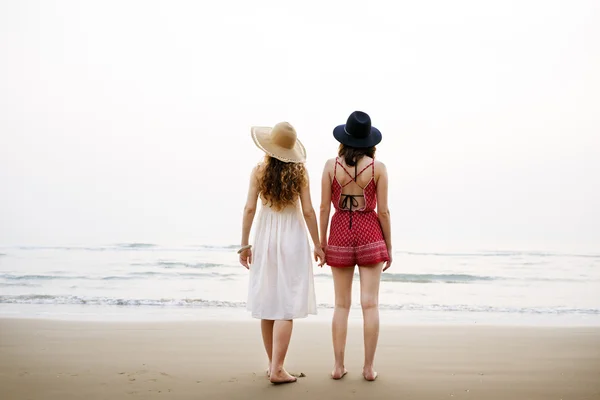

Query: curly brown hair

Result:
[338,144,376,166]
[258,155,307,210]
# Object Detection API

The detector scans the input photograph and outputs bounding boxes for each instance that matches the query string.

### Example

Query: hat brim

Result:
[251,126,307,163]
[333,125,382,148]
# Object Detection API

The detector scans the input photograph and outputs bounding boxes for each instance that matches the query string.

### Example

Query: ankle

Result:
[271,364,284,373]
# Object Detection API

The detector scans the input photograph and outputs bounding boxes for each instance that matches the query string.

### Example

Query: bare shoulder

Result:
[251,163,263,180]
[374,160,388,180]
[374,160,387,171]
[324,158,336,167]
[302,164,311,182]
[322,158,336,173]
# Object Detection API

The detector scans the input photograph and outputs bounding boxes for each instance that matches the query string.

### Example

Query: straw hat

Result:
[251,122,306,163]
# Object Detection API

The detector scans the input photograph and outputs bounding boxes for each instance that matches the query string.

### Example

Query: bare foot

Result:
[270,368,297,384]
[363,367,378,381]
[266,368,270,378]
[331,366,348,380]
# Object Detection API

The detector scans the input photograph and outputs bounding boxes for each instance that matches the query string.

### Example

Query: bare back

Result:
[329,156,378,211]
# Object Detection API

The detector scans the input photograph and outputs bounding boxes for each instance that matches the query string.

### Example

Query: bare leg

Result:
[261,319,274,376]
[269,320,296,384]
[358,263,383,381]
[331,266,354,379]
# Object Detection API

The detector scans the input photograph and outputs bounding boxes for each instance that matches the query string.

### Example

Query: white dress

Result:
[247,201,317,320]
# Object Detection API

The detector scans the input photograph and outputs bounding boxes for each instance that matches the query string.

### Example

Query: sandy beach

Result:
[1,319,599,400]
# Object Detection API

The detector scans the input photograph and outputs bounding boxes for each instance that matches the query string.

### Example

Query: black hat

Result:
[333,111,382,148]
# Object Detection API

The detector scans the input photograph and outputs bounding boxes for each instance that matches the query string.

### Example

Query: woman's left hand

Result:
[239,248,252,269]
[314,246,326,267]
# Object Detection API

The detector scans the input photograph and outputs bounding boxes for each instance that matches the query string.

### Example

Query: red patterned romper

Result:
[327,158,390,267]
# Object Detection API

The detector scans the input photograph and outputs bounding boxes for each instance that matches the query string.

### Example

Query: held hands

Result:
[314,245,326,267]
[240,246,324,269]
[239,248,252,269]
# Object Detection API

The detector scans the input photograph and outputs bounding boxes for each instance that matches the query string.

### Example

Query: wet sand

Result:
[1,319,599,399]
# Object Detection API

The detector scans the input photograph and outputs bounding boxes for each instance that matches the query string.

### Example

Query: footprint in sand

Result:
[118,369,173,384]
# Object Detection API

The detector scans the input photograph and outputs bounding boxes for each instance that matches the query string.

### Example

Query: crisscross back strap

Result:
[335,158,374,187]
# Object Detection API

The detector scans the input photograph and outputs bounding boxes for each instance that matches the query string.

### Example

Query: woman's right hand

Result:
[383,249,393,271]
[314,245,326,267]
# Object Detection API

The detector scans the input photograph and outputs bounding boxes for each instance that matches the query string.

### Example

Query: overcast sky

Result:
[1,0,599,252]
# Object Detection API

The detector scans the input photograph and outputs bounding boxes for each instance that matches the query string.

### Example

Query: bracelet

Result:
[237,245,252,254]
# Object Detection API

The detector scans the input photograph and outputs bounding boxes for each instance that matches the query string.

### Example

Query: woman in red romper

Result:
[319,111,393,381]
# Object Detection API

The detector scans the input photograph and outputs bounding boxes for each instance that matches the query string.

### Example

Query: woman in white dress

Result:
[239,122,325,384]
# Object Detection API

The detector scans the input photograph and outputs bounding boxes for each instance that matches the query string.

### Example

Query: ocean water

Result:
[0,244,599,325]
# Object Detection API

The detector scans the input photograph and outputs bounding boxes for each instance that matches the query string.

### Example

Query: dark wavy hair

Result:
[258,156,307,210]
[338,144,376,166]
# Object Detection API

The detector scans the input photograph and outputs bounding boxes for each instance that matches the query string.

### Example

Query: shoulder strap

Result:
[355,161,374,179]
[336,158,355,182]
